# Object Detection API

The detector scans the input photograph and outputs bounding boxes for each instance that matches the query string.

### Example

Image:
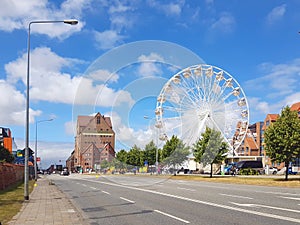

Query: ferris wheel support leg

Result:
[209,117,233,154]
[197,112,210,136]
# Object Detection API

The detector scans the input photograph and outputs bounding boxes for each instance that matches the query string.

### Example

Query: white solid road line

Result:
[82,178,300,224]
[219,193,253,200]
[230,202,300,213]
[279,196,300,201]
[120,197,135,204]
[154,210,190,224]
[102,190,111,195]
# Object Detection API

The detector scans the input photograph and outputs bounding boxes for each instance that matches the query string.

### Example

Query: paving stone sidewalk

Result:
[8,176,87,225]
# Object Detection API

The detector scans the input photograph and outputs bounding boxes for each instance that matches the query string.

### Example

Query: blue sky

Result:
[1,0,300,168]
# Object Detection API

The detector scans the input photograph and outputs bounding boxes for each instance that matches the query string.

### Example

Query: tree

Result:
[115,149,128,171]
[126,145,143,167]
[193,127,228,178]
[161,135,190,173]
[116,149,128,163]
[264,106,300,180]
[142,140,157,166]
[100,159,110,170]
[0,146,14,163]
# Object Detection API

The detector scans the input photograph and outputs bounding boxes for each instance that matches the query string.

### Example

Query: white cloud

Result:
[0,0,88,39]
[0,80,41,125]
[87,69,119,83]
[245,59,300,98]
[5,47,133,108]
[210,12,235,33]
[64,120,76,136]
[147,0,184,17]
[245,58,300,121]
[137,53,165,77]
[94,30,125,50]
[110,111,156,149]
[266,4,286,25]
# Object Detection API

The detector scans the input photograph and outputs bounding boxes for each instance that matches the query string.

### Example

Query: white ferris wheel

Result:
[155,64,249,155]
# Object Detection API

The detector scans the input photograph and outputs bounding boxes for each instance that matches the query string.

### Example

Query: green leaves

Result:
[264,106,300,180]
[192,127,228,166]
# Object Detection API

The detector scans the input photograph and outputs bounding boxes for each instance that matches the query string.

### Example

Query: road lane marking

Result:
[177,187,196,192]
[90,187,97,190]
[230,202,300,213]
[81,178,300,224]
[154,210,190,224]
[219,193,253,200]
[82,184,87,187]
[279,196,300,201]
[102,190,111,195]
[120,197,135,203]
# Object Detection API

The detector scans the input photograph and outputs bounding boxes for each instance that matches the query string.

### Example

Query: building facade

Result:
[0,127,12,153]
[72,112,115,172]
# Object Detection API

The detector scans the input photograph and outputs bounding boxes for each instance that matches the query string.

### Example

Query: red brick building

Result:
[69,112,116,172]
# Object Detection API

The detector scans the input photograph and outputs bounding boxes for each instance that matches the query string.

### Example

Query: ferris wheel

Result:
[155,64,249,155]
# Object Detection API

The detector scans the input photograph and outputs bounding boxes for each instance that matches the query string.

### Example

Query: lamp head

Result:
[63,19,78,25]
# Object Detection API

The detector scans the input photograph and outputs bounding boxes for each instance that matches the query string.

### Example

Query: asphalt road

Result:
[51,174,300,225]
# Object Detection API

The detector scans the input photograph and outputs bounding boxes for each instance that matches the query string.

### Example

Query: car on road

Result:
[265,167,278,175]
[60,168,69,176]
[236,160,264,174]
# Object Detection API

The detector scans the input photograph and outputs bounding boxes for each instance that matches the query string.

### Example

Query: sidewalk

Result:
[8,176,87,225]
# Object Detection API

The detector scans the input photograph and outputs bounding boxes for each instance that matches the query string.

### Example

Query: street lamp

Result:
[34,118,54,181]
[144,116,159,175]
[24,19,78,200]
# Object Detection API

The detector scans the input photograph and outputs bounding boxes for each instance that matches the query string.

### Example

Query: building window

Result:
[97,116,101,124]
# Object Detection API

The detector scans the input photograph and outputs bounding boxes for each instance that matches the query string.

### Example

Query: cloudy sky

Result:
[1,0,300,168]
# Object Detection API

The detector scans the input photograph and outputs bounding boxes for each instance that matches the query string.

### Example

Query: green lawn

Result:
[0,180,35,225]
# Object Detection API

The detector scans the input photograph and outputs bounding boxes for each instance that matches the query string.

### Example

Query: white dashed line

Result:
[154,210,190,224]
[120,197,135,203]
[177,187,196,192]
[219,193,253,200]
[102,190,111,195]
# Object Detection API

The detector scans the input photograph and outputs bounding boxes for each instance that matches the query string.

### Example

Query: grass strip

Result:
[0,180,35,224]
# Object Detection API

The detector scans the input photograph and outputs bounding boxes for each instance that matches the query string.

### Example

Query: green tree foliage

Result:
[0,146,14,163]
[264,106,300,180]
[100,159,110,169]
[142,140,157,165]
[126,145,143,167]
[161,135,190,172]
[193,127,228,177]
[116,149,128,163]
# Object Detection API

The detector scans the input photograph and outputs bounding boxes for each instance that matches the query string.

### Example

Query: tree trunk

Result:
[285,161,289,181]
[210,163,213,178]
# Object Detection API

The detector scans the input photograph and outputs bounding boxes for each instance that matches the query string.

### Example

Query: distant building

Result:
[73,112,116,172]
[235,122,263,157]
[291,102,300,118]
[0,127,13,153]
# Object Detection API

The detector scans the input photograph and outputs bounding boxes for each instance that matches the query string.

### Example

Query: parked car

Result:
[288,167,298,175]
[60,168,69,176]
[236,160,264,174]
[224,163,237,175]
[265,167,278,175]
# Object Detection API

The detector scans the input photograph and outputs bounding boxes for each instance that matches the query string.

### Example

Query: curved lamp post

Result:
[24,19,78,200]
[34,118,54,181]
